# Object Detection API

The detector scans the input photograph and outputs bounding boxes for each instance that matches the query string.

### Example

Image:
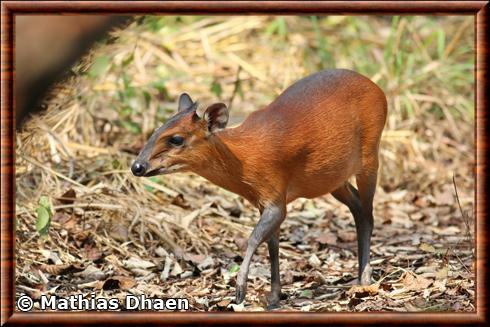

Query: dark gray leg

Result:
[266,229,281,309]
[355,172,377,285]
[236,204,286,304]
[331,181,373,285]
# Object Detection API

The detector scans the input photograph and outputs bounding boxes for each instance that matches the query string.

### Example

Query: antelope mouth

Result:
[144,164,185,177]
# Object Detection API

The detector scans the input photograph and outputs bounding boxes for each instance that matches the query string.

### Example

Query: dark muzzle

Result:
[131,161,148,176]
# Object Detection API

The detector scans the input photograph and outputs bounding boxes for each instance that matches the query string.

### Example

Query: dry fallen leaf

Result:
[74,265,106,281]
[123,257,156,270]
[216,299,232,308]
[42,250,63,265]
[101,276,136,291]
[338,230,356,242]
[170,261,183,276]
[171,193,191,209]
[402,272,433,291]
[228,303,245,312]
[316,232,337,245]
[109,224,129,242]
[433,279,447,293]
[160,256,172,281]
[52,211,71,224]
[39,263,78,275]
[419,242,437,253]
[436,266,449,280]
[308,254,322,267]
[435,188,453,205]
[82,245,103,262]
[419,242,447,254]
[197,256,214,271]
[57,188,77,205]
[347,283,380,298]
[234,237,248,252]
[184,253,207,265]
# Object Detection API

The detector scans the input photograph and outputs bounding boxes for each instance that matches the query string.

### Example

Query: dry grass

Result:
[16,16,474,312]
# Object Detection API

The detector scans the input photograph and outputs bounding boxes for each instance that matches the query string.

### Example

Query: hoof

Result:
[266,303,281,310]
[266,290,285,310]
[235,283,246,304]
[359,263,372,285]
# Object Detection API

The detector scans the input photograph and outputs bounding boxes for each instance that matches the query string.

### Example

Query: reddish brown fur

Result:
[189,70,386,208]
[143,69,387,209]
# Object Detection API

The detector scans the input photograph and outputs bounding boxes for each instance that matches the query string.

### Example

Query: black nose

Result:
[131,162,147,176]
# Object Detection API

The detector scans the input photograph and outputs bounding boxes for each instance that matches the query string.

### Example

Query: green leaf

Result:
[235,80,244,100]
[144,176,161,193]
[153,80,169,98]
[143,91,152,107]
[210,81,223,98]
[120,120,142,134]
[144,16,166,32]
[437,29,446,60]
[88,55,110,78]
[384,16,400,65]
[112,159,122,169]
[39,196,50,210]
[120,73,136,99]
[265,18,279,36]
[149,176,160,183]
[276,17,288,38]
[122,53,134,67]
[36,206,51,235]
[228,263,240,273]
[300,289,314,299]
[311,16,332,68]
[120,106,133,118]
[265,17,288,39]
[122,73,131,90]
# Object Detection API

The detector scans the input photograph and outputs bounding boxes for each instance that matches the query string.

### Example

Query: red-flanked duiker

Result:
[131,69,387,308]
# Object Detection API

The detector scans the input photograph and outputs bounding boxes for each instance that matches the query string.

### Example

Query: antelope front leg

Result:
[266,229,281,309]
[235,204,285,304]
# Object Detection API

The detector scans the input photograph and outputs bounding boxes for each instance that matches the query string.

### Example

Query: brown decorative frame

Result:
[1,1,487,325]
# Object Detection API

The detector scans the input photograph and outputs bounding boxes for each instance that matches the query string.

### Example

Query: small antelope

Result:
[131,69,387,308]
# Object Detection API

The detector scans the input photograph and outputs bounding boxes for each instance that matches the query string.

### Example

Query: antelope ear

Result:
[204,103,229,132]
[178,93,194,112]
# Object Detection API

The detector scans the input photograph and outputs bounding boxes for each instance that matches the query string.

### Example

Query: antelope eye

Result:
[168,135,185,147]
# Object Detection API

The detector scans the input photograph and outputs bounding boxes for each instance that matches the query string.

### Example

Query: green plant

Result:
[36,196,53,237]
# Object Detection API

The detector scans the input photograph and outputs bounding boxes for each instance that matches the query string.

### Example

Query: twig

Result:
[228,66,242,110]
[451,248,472,276]
[452,174,474,257]
[140,178,179,197]
[53,203,123,210]
[444,18,473,59]
[128,201,142,235]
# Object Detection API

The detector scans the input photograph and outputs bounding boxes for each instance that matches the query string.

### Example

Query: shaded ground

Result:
[15,16,474,312]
